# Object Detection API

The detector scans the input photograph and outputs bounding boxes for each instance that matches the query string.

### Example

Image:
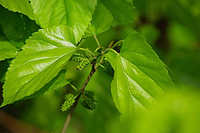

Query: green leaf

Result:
[0,40,18,61]
[31,0,97,43]
[24,69,71,100]
[42,70,71,94]
[1,25,77,107]
[105,32,174,116]
[101,0,135,24]
[0,6,40,42]
[0,0,37,21]
[84,2,113,37]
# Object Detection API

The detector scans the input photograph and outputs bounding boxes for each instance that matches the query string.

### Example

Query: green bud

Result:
[70,53,92,71]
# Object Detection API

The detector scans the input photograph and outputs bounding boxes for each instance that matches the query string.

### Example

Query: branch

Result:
[61,94,81,133]
[61,64,97,133]
[93,35,101,47]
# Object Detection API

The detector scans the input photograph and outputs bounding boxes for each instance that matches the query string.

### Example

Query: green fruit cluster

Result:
[102,59,114,76]
[70,53,91,71]
[61,94,76,112]
[81,98,96,110]
[70,53,84,62]
[81,91,97,110]
[77,58,90,71]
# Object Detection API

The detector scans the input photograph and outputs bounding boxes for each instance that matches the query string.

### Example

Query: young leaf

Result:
[1,25,77,107]
[84,2,113,37]
[30,0,97,43]
[101,0,135,24]
[0,40,18,61]
[105,32,174,116]
[0,0,38,21]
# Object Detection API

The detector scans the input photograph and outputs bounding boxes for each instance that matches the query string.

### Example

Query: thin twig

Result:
[79,48,95,56]
[61,94,81,133]
[61,64,97,133]
[69,83,78,91]
[111,40,123,48]
[108,41,114,48]
[79,64,97,92]
[93,35,101,47]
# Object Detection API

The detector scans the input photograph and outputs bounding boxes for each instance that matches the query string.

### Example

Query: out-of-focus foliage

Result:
[138,24,160,46]
[107,88,200,133]
[133,90,200,133]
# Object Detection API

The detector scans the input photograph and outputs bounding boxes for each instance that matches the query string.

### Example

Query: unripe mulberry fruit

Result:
[61,94,75,112]
[70,53,84,62]
[102,60,114,76]
[77,58,90,71]
[81,98,96,110]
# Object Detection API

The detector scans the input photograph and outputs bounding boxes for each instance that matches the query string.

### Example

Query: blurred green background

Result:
[0,0,200,132]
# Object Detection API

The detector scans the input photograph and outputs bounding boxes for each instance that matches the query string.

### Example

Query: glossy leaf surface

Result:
[1,25,77,107]
[31,0,97,43]
[105,32,173,116]
[24,69,70,99]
